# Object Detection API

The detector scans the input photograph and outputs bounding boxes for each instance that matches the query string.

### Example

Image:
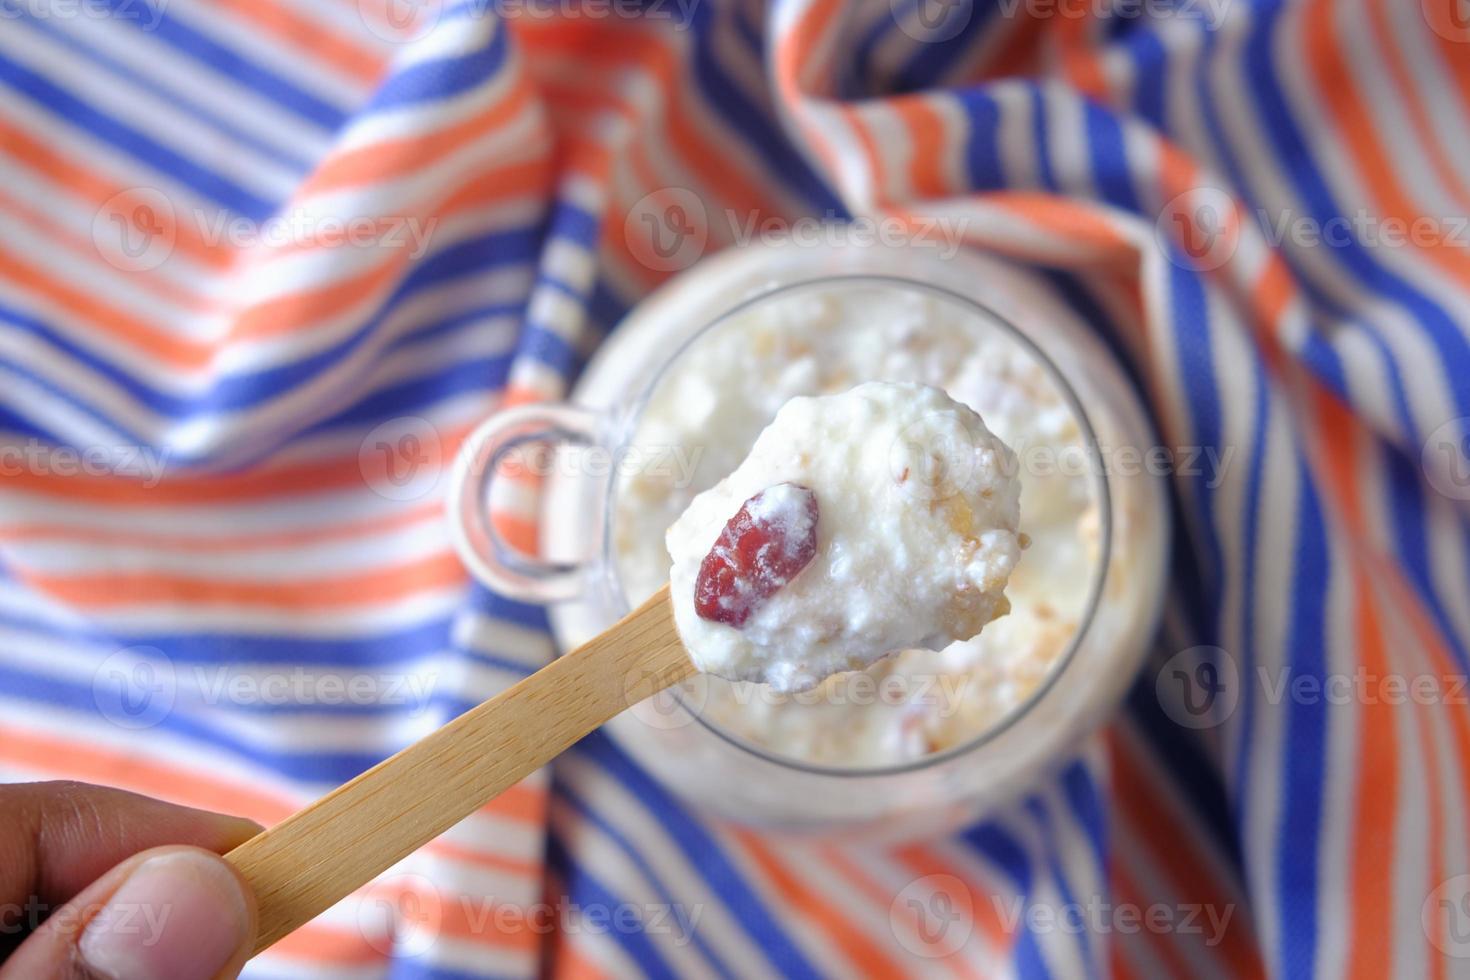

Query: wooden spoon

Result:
[225,584,690,955]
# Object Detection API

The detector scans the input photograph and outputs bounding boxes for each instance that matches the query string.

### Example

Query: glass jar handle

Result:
[446,402,604,603]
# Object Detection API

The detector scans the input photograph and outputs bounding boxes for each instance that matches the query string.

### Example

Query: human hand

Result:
[0,781,261,979]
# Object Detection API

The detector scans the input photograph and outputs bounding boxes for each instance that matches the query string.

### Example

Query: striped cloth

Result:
[2,0,1468,976]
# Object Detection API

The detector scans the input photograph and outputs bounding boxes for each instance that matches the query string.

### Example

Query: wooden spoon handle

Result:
[227,585,691,955]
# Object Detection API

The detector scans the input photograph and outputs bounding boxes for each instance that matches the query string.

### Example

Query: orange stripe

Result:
[1364,0,1470,213]
[0,249,212,368]
[0,722,296,824]
[1343,561,1397,980]
[0,118,234,270]
[0,421,486,507]
[300,75,539,195]
[983,193,1133,256]
[15,551,467,609]
[263,923,385,964]
[1108,730,1266,977]
[1053,0,1110,99]
[822,846,976,976]
[0,185,213,313]
[770,0,845,177]
[890,843,1010,949]
[889,95,951,198]
[1110,858,1198,980]
[206,0,383,86]
[731,832,909,979]
[1304,0,1470,290]
[547,932,611,980]
[522,28,773,220]
[2,501,442,552]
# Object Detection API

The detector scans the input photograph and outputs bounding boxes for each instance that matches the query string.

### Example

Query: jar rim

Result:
[605,272,1115,780]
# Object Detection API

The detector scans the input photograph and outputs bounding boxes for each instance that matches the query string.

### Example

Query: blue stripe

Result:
[2,661,416,783]
[365,23,509,112]
[0,49,275,218]
[7,12,314,173]
[1273,469,1329,977]
[958,88,1005,190]
[0,606,537,676]
[1083,99,1139,211]
[553,780,735,980]
[1024,799,1095,979]
[92,0,347,128]
[0,223,538,430]
[573,732,825,980]
[963,823,1051,980]
[687,2,845,216]
[545,832,681,980]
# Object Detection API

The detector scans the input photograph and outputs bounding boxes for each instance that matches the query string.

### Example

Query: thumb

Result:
[3,845,257,980]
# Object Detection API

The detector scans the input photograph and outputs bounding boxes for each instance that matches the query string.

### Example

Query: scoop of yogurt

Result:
[665,381,1024,692]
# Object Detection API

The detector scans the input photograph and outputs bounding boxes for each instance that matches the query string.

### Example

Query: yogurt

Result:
[666,382,1024,692]
[614,283,1102,767]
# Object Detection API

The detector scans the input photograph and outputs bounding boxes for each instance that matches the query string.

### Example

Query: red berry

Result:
[694,483,819,628]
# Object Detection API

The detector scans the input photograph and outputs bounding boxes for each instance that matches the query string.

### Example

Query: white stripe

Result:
[0,22,300,199]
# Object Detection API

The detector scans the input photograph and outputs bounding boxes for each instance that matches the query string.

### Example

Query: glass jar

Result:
[448,241,1169,841]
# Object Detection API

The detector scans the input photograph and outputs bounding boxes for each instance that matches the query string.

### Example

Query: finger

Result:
[1,845,258,980]
[0,781,262,912]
